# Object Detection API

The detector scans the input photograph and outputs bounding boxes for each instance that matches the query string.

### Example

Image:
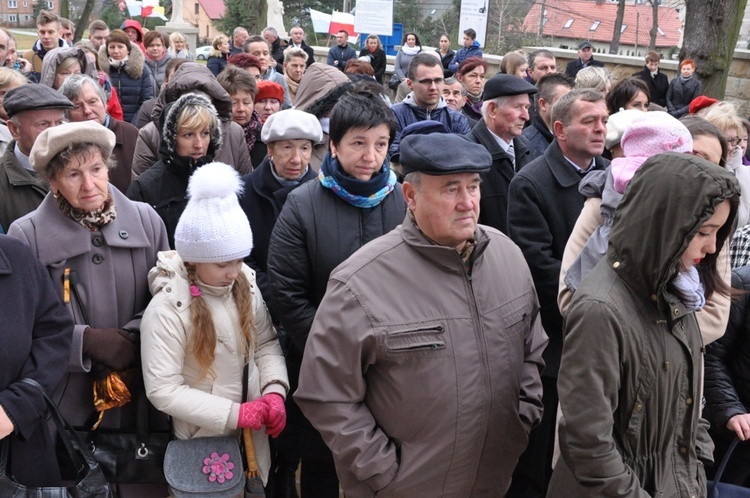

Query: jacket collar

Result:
[250,157,316,207]
[28,186,156,265]
[470,120,529,180]
[1,141,49,191]
[400,213,489,274]
[0,243,10,275]
[544,140,607,188]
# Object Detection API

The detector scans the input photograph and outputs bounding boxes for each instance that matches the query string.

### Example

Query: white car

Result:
[195,46,211,60]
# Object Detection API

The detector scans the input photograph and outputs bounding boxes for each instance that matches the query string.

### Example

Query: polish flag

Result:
[328,11,358,42]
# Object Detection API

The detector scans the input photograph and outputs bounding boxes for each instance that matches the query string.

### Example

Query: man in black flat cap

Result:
[0,84,72,231]
[295,132,548,498]
[466,73,537,234]
[564,40,604,78]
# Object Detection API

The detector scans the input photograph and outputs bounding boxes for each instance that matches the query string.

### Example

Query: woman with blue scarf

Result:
[267,89,405,497]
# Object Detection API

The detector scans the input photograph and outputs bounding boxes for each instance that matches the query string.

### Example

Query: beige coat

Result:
[559,196,730,344]
[140,251,288,484]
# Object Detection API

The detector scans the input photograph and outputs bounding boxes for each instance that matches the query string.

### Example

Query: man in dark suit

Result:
[564,41,604,78]
[506,88,610,498]
[634,50,669,108]
[288,26,315,67]
[467,73,538,234]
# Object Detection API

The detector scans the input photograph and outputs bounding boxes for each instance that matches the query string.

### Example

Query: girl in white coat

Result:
[140,161,288,487]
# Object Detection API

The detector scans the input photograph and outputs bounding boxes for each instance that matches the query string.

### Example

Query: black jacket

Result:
[267,179,406,364]
[0,235,73,486]
[507,140,609,375]
[360,47,386,82]
[634,66,669,108]
[467,119,532,234]
[564,57,604,79]
[270,36,286,74]
[290,40,315,67]
[522,113,554,162]
[705,266,750,434]
[667,76,701,118]
[239,158,317,313]
[437,48,455,77]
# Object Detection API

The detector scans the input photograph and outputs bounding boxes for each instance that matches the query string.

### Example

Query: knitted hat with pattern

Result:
[174,162,253,263]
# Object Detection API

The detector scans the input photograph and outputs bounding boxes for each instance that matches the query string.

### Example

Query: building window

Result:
[563,19,574,29]
[621,25,627,33]
[194,2,199,14]
[46,1,53,8]
[22,0,26,5]
[8,13,16,21]
[657,27,665,36]
[590,21,600,31]
[7,0,16,8]
[23,14,29,20]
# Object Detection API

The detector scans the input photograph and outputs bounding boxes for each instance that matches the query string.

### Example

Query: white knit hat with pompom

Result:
[174,162,253,263]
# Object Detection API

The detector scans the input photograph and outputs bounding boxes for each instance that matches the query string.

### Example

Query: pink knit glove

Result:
[238,399,268,430]
[262,393,286,438]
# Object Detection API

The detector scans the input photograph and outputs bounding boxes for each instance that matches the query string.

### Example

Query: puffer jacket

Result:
[389,93,471,158]
[548,153,740,498]
[267,165,406,365]
[666,76,701,118]
[126,93,222,247]
[144,51,172,94]
[141,251,288,485]
[294,217,547,497]
[448,41,483,73]
[132,63,252,175]
[98,43,154,124]
[39,46,98,89]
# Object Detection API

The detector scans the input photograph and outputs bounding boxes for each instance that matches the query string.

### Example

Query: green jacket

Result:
[0,140,48,232]
[549,153,740,498]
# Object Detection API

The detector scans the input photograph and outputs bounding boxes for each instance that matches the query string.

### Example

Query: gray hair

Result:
[283,46,308,63]
[481,96,511,119]
[403,171,423,189]
[59,74,107,109]
[262,27,278,37]
[233,26,248,36]
[444,77,466,96]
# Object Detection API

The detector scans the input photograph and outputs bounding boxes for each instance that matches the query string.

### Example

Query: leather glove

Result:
[82,328,137,371]
[89,361,113,380]
[238,399,268,430]
[262,393,286,438]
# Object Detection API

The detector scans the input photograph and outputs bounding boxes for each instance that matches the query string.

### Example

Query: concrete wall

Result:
[311,45,750,116]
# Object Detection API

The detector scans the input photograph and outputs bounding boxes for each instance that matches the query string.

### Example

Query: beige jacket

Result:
[559,196,730,344]
[141,251,288,484]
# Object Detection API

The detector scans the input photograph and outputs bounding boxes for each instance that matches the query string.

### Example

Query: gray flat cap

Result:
[4,83,73,118]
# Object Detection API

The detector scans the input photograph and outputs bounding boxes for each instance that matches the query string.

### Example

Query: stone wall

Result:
[312,46,750,116]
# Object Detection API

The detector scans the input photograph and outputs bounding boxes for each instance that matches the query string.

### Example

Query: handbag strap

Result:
[17,378,99,472]
[712,437,741,484]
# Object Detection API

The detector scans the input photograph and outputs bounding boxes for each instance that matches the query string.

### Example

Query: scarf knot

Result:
[318,154,396,208]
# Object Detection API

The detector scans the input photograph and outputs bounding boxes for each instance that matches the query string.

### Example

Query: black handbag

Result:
[0,378,113,498]
[58,383,170,484]
[388,73,402,91]
[707,437,750,497]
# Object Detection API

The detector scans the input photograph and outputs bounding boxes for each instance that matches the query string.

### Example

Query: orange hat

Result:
[255,81,284,102]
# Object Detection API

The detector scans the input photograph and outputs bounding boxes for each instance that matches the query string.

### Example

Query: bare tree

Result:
[681,0,748,98]
[72,0,96,43]
[609,0,625,54]
[647,0,658,50]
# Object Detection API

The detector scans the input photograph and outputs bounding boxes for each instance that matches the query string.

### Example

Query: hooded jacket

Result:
[39,46,98,89]
[293,63,351,170]
[120,19,145,52]
[23,37,70,82]
[98,42,154,124]
[141,251,288,485]
[126,93,222,247]
[132,63,252,175]
[389,93,472,158]
[448,41,482,73]
[548,153,740,498]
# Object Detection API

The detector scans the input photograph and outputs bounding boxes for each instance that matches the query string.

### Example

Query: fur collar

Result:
[98,42,145,80]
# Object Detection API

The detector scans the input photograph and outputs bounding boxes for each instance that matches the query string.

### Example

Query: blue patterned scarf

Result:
[318,153,396,208]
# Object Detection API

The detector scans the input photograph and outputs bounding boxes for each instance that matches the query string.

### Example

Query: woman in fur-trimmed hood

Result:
[126,93,222,247]
[98,29,154,124]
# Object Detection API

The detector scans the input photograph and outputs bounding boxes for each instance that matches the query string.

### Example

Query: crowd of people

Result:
[1,9,750,498]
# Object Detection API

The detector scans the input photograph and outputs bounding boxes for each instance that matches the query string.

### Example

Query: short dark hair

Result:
[37,10,59,27]
[551,88,605,126]
[536,72,574,105]
[527,49,555,69]
[407,53,440,79]
[329,88,396,147]
[606,77,650,114]
[244,35,269,50]
[338,29,349,37]
[463,28,476,39]
[143,30,168,48]
[645,51,661,63]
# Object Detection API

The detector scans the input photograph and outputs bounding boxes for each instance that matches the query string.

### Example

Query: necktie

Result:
[508,142,516,170]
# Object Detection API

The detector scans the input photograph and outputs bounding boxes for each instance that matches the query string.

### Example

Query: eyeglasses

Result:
[415,77,444,86]
[727,136,747,147]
